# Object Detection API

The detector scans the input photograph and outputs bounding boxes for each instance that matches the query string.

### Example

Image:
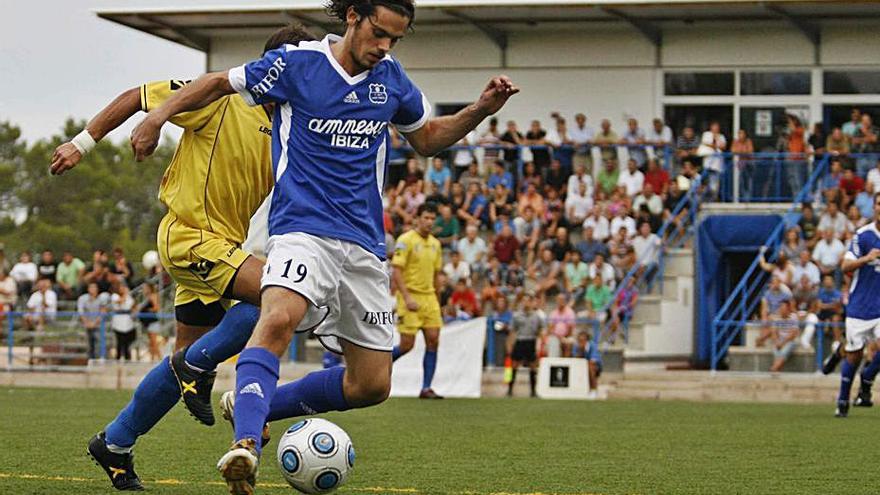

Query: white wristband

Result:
[71,130,97,155]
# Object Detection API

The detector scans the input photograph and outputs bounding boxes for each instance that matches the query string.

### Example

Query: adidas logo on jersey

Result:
[343,91,360,104]
[239,382,264,399]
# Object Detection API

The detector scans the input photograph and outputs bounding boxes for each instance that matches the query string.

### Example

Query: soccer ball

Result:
[276,418,354,494]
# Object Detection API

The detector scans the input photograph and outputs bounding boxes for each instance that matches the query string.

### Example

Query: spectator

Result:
[10,252,38,302]
[852,113,879,177]
[676,158,699,192]
[83,258,113,294]
[547,116,574,172]
[817,201,852,239]
[110,283,136,361]
[517,182,546,219]
[502,258,526,294]
[617,158,645,197]
[0,244,9,274]
[646,118,674,159]
[607,277,638,343]
[866,158,880,194]
[513,205,541,253]
[546,293,576,357]
[662,180,688,241]
[855,188,875,221]
[839,167,865,207]
[822,159,845,204]
[480,278,502,315]
[760,275,793,320]
[808,122,826,156]
[565,181,593,226]
[543,204,570,238]
[644,159,670,196]
[596,158,620,196]
[500,120,524,166]
[791,250,821,289]
[544,227,573,262]
[633,221,661,270]
[37,249,58,285]
[567,162,594,200]
[826,127,850,157]
[731,129,755,156]
[24,278,57,331]
[582,206,611,242]
[398,157,424,193]
[563,250,590,304]
[436,271,453,309]
[449,182,466,215]
[698,121,727,199]
[576,226,609,263]
[433,204,460,248]
[526,248,560,304]
[589,253,616,291]
[675,126,701,166]
[731,129,755,199]
[459,182,488,227]
[77,282,105,359]
[842,108,861,137]
[450,278,480,318]
[451,132,477,181]
[633,183,664,219]
[779,227,807,261]
[620,118,647,168]
[610,209,637,238]
[0,269,16,320]
[139,282,162,362]
[395,181,426,225]
[584,274,612,322]
[571,331,603,398]
[506,292,543,397]
[427,157,452,196]
[526,120,551,170]
[457,224,488,275]
[487,160,514,191]
[847,203,867,230]
[479,117,503,164]
[520,161,543,192]
[56,251,85,300]
[492,206,515,236]
[816,274,844,343]
[458,161,482,191]
[798,203,820,247]
[443,250,471,286]
[543,159,567,196]
[569,113,595,173]
[492,224,520,265]
[755,300,800,372]
[424,172,449,206]
[594,119,619,162]
[792,274,817,314]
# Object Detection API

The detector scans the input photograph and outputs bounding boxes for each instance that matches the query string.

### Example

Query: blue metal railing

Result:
[710,155,832,371]
[714,319,844,372]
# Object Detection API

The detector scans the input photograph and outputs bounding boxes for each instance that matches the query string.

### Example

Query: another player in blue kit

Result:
[835,193,880,418]
[129,0,518,492]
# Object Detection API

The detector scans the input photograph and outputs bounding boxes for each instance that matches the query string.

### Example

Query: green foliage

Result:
[0,119,174,260]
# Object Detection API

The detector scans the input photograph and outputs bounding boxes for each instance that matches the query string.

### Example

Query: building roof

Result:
[96,1,880,52]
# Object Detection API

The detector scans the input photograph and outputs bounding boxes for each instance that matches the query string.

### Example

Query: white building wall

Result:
[662,23,814,67]
[821,25,880,66]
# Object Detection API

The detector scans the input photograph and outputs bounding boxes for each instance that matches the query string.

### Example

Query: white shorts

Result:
[262,233,394,354]
[845,317,880,352]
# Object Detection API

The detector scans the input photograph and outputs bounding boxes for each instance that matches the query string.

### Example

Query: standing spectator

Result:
[450,279,480,318]
[479,117,503,165]
[547,114,574,172]
[24,278,57,331]
[607,277,638,343]
[563,250,590,304]
[11,252,38,302]
[110,284,136,361]
[756,300,801,372]
[451,131,477,181]
[597,159,620,196]
[852,113,879,177]
[644,159,670,196]
[783,114,808,195]
[139,282,162,362]
[731,129,756,199]
[675,159,699,192]
[0,269,16,321]
[812,229,847,283]
[492,225,520,266]
[731,129,755,156]
[546,293,576,357]
[620,118,647,168]
[427,157,452,196]
[37,250,58,285]
[646,118,674,163]
[565,181,593,226]
[526,248,561,304]
[487,160,514,191]
[506,293,543,397]
[56,251,85,300]
[826,127,850,157]
[500,120,524,166]
[617,158,645,197]
[458,225,488,276]
[594,119,619,162]
[77,282,105,359]
[809,122,826,156]
[842,108,861,137]
[443,250,471,286]
[698,121,727,199]
[675,127,701,166]
[576,226,610,263]
[526,120,551,170]
[109,247,135,287]
[458,161,482,192]
[569,113,595,174]
[433,204,460,248]
[571,331,603,399]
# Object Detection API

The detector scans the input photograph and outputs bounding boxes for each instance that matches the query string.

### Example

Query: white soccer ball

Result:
[141,250,160,271]
[276,418,354,494]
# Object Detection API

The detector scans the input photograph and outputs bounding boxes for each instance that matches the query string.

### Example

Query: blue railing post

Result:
[486,317,495,368]
[7,312,13,369]
[816,323,825,373]
[99,315,107,360]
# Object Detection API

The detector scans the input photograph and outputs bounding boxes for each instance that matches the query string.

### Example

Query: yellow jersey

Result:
[140,80,274,245]
[391,229,442,295]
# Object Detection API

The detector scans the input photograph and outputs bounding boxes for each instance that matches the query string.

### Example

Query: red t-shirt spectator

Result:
[839,176,865,196]
[493,235,520,264]
[451,288,480,316]
[645,168,670,195]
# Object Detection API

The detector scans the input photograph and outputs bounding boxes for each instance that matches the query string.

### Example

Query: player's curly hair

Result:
[263,23,316,54]
[325,0,416,26]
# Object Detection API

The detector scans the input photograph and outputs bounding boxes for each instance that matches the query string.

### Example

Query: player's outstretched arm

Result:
[404,76,519,157]
[842,248,880,273]
[50,87,141,175]
[130,72,234,161]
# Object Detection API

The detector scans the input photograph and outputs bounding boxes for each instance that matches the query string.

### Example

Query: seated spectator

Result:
[544,227,573,262]
[443,250,471,286]
[457,224,488,275]
[792,274,818,316]
[424,180,447,207]
[855,189,874,221]
[632,183,663,221]
[567,163,594,200]
[644,159,670,196]
[84,250,113,294]
[546,293,576,357]
[584,274,612,322]
[779,227,806,262]
[662,180,688,241]
[543,204,571,238]
[825,127,850,156]
[459,182,488,228]
[77,282,105,359]
[582,206,611,242]
[606,277,638,343]
[596,159,620,197]
[755,300,800,372]
[635,204,662,234]
[513,205,542,253]
[563,250,590,305]
[847,203,867,230]
[37,249,58,287]
[24,278,57,331]
[610,233,637,281]
[589,253,616,291]
[10,252,37,302]
[822,159,844,203]
[675,159,698,192]
[839,167,865,207]
[565,181,593,226]
[395,181,426,225]
[633,221,661,271]
[571,331,602,399]
[791,250,821,290]
[502,258,526,295]
[576,226,610,263]
[492,224,520,266]
[617,158,645,197]
[812,229,846,283]
[110,283,136,361]
[56,251,85,300]
[487,160,514,192]
[542,188,564,222]
[492,207,515,236]
[526,248,560,304]
[481,279,502,315]
[458,161,482,192]
[0,269,17,321]
[436,272,453,309]
[816,274,844,346]
[517,182,546,219]
[450,279,480,318]
[610,209,637,238]
[433,204,460,248]
[520,161,543,192]
[798,203,819,248]
[604,189,628,219]
[488,184,512,224]
[427,157,452,196]
[506,293,543,397]
[760,276,793,320]
[397,157,424,193]
[543,159,567,196]
[758,248,794,287]
[818,201,852,240]
[867,158,880,193]
[449,182,466,214]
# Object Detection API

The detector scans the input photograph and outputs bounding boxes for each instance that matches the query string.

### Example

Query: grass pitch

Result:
[0,386,873,495]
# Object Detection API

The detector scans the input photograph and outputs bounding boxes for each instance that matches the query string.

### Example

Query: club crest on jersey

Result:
[368,83,388,105]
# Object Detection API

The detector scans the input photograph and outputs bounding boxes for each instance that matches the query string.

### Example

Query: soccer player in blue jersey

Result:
[129,0,518,492]
[835,193,880,418]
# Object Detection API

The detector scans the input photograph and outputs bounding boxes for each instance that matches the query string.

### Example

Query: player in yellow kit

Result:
[49,25,313,491]
[391,202,445,399]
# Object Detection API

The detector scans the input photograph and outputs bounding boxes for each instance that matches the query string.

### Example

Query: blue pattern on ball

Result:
[287,420,309,434]
[312,433,335,454]
[315,471,339,490]
[281,449,300,473]
[347,445,355,467]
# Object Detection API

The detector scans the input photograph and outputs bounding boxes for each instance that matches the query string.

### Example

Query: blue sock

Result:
[422,350,437,391]
[184,303,260,371]
[861,357,880,389]
[839,359,857,403]
[391,346,401,361]
[267,366,351,422]
[234,347,279,454]
[105,357,179,448]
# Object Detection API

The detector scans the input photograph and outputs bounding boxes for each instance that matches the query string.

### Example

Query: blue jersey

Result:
[846,223,880,320]
[229,35,430,260]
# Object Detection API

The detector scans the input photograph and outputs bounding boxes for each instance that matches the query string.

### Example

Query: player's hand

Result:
[476,75,519,116]
[49,142,83,176]
[130,116,162,161]
[405,298,420,312]
[867,248,880,261]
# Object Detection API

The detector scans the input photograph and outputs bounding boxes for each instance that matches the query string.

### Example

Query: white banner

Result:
[390,317,487,398]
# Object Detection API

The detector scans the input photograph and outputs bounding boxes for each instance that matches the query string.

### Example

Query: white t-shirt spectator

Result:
[633,233,662,266]
[610,215,637,238]
[791,261,821,287]
[567,173,594,199]
[812,238,846,267]
[633,194,663,216]
[457,237,488,266]
[582,215,610,241]
[617,169,645,197]
[647,125,673,145]
[569,124,595,147]
[453,131,477,168]
[443,261,471,286]
[110,293,136,333]
[27,289,57,318]
[0,276,16,308]
[867,167,880,193]
[699,131,727,172]
[818,212,853,237]
[10,261,38,285]
[565,193,593,223]
[589,262,616,289]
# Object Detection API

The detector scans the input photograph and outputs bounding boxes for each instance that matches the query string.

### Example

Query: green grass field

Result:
[0,386,874,495]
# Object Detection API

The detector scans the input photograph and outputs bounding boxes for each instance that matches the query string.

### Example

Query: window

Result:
[824,71,880,95]
[664,72,734,96]
[740,72,810,95]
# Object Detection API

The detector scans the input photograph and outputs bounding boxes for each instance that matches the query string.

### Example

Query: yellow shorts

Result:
[396,292,442,334]
[158,213,249,306]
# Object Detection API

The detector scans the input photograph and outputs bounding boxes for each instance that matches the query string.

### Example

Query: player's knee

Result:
[258,306,297,337]
[347,374,391,407]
